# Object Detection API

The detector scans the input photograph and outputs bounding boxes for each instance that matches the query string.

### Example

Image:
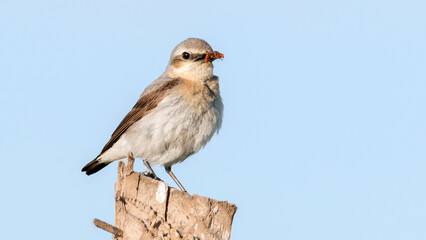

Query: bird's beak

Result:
[204,51,224,63]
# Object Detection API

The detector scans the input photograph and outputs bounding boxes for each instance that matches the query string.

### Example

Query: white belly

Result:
[100,90,223,167]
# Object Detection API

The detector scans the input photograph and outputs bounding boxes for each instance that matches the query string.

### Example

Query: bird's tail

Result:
[81,158,110,175]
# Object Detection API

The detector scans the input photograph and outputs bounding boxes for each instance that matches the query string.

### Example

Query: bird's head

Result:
[165,38,223,82]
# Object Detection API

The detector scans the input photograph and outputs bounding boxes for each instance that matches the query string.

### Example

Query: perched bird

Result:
[82,38,224,192]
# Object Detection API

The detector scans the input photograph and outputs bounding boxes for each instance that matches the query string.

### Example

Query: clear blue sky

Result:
[1,0,425,239]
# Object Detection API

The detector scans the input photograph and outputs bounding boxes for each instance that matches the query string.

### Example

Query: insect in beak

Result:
[204,51,224,63]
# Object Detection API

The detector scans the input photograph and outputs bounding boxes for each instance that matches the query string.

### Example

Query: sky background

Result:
[1,0,425,239]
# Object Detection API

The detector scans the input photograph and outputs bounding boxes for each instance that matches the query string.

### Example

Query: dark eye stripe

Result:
[194,54,207,61]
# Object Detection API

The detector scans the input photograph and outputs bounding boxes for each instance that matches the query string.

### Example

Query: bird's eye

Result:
[182,52,190,59]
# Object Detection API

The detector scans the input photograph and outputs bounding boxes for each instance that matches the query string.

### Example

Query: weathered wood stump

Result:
[94,155,237,240]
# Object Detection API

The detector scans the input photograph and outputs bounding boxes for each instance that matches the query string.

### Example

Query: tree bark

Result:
[94,155,237,240]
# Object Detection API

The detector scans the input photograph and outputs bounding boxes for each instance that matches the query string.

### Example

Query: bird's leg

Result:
[143,159,158,179]
[165,166,187,192]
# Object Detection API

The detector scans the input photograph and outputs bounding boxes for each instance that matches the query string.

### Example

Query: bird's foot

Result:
[142,170,162,181]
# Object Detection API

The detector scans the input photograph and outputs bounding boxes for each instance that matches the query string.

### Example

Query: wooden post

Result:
[94,155,237,240]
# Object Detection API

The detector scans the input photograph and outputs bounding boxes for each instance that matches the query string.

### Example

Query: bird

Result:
[82,38,224,192]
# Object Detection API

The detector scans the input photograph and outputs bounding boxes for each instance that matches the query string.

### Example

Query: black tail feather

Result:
[81,159,110,175]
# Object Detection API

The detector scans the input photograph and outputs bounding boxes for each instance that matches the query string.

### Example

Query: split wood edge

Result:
[93,218,123,237]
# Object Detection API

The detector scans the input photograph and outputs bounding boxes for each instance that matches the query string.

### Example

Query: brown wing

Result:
[99,79,180,155]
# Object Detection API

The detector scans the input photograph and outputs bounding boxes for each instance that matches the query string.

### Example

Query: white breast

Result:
[107,87,223,167]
